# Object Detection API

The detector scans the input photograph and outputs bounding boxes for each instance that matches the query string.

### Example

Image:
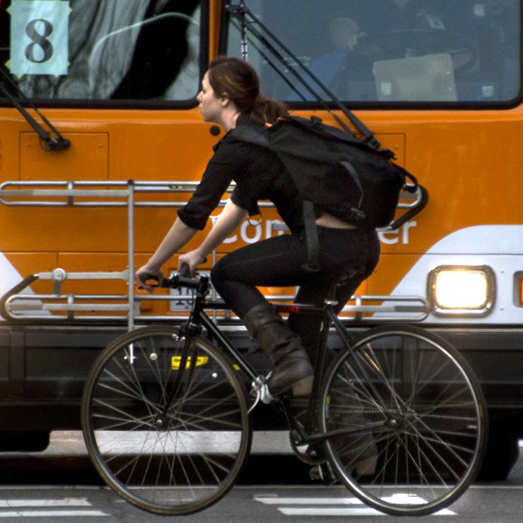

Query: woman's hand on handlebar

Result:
[136,265,164,293]
[178,250,206,277]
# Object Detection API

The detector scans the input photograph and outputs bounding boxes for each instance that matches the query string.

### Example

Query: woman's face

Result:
[197,72,224,123]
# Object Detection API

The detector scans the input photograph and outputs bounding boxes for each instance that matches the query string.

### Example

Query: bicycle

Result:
[81,270,488,517]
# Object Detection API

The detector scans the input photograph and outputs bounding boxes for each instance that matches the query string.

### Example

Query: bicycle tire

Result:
[81,325,252,515]
[320,323,487,516]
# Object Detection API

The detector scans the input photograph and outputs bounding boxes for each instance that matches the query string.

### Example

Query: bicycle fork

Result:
[155,324,200,427]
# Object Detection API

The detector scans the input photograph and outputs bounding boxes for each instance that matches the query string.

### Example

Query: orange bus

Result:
[0,0,521,479]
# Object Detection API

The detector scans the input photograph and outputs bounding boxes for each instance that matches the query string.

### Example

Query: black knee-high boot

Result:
[243,303,313,395]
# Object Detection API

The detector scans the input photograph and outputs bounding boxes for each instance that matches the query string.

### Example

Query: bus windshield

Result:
[0,0,202,104]
[227,0,521,105]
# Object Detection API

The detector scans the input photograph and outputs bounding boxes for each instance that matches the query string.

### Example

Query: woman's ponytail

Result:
[208,56,289,125]
[254,96,289,125]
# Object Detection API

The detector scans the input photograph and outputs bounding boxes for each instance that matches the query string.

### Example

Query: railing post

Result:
[127,180,135,331]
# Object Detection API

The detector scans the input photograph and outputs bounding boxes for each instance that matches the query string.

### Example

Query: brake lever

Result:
[179,263,191,278]
[136,271,164,291]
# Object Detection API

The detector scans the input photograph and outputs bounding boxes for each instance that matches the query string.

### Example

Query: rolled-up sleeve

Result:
[231,185,260,217]
[178,144,242,230]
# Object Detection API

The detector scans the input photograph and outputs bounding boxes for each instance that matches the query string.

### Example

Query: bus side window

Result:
[110,0,200,100]
[0,0,202,103]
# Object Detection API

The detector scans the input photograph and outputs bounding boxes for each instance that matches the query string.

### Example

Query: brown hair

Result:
[207,56,288,124]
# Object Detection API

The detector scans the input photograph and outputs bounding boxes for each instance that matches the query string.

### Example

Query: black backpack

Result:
[231,115,418,271]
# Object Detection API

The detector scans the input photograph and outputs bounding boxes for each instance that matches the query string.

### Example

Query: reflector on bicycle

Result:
[171,355,209,369]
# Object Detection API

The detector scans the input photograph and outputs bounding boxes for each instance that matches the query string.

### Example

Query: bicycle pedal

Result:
[250,376,276,409]
[309,462,337,485]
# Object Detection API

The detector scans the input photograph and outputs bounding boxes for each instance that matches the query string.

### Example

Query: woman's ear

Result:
[220,93,230,107]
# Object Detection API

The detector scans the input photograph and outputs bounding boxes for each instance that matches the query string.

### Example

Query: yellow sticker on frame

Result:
[171,356,209,369]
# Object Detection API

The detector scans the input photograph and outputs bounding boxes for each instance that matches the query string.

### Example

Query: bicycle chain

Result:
[287,404,326,466]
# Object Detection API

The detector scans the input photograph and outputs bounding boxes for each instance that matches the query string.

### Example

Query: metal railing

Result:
[0,180,429,327]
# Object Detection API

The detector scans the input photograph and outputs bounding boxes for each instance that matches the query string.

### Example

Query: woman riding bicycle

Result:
[136,56,380,397]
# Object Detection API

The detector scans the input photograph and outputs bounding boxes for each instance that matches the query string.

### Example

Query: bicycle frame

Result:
[165,271,362,445]
[82,271,488,517]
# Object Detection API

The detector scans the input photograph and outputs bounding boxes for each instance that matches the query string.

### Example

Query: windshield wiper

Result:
[227,1,380,150]
[0,67,70,152]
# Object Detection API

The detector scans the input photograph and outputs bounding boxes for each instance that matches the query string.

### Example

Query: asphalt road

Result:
[0,483,521,522]
[0,433,521,522]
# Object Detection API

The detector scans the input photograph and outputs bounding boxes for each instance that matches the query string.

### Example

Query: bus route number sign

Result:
[9,0,70,77]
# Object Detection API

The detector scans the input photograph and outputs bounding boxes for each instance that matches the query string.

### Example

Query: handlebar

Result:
[137,262,209,292]
[138,267,209,293]
[161,270,206,291]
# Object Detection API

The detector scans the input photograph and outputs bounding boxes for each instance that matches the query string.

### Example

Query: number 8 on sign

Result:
[9,0,70,77]
[25,18,54,64]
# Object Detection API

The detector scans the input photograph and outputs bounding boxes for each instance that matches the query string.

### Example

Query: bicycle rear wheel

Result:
[81,326,252,515]
[320,324,487,516]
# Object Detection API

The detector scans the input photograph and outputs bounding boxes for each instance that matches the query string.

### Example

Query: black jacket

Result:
[178,115,305,233]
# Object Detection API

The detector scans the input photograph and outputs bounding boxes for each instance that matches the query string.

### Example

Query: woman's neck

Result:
[219,109,241,133]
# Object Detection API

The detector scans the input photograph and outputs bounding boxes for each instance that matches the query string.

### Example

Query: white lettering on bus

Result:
[213,217,417,246]
[212,217,286,245]
[378,221,417,245]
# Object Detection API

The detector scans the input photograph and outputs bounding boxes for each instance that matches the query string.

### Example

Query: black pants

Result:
[211,226,380,359]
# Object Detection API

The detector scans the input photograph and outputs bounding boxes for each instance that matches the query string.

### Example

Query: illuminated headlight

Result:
[428,266,495,316]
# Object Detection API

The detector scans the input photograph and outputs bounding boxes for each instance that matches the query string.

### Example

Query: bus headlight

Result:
[428,265,495,316]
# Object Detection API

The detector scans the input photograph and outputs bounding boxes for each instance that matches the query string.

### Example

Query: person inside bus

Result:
[308,17,363,88]
[136,56,380,405]
[290,17,370,100]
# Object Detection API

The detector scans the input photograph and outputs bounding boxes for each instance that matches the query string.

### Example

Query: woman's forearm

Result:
[195,199,247,258]
[145,218,198,271]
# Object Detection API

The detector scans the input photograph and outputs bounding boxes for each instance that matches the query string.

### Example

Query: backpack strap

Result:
[302,200,320,273]
[231,124,321,273]
[228,125,270,148]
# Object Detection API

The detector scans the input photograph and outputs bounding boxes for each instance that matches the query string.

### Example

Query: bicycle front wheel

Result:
[320,324,487,516]
[81,326,252,516]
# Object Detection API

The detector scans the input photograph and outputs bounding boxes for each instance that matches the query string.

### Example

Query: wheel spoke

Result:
[321,325,487,516]
[82,327,251,516]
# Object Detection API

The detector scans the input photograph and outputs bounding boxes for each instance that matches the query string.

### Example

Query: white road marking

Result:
[280,507,384,516]
[0,511,106,518]
[255,495,456,516]
[0,499,90,507]
[256,497,364,505]
[0,498,107,517]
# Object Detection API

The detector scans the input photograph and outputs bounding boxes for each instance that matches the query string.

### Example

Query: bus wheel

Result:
[0,431,50,452]
[477,429,519,481]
